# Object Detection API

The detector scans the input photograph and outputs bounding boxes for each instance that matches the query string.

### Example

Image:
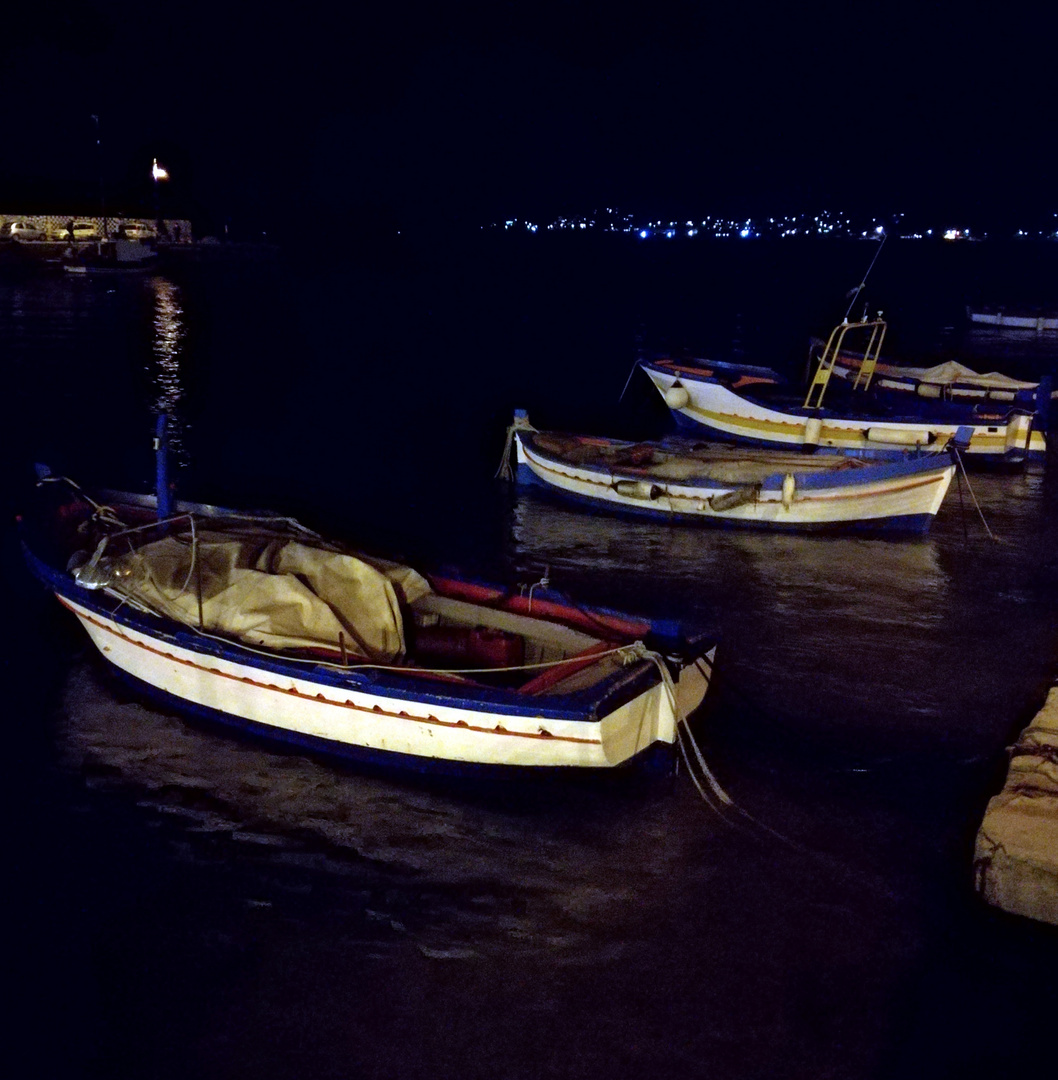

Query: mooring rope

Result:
[495,423,518,481]
[952,449,999,542]
[633,643,823,849]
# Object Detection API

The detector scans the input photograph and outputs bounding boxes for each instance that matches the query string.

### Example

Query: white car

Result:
[119,222,155,240]
[8,221,46,241]
[62,221,101,241]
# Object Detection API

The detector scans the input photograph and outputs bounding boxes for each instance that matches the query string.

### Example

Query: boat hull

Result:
[641,361,1046,465]
[22,521,713,775]
[514,431,953,534]
[967,308,1058,332]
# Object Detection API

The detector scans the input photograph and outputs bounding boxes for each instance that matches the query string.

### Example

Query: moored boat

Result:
[967,306,1058,333]
[811,335,1054,421]
[639,319,1047,466]
[63,239,159,275]
[20,463,715,776]
[504,412,955,534]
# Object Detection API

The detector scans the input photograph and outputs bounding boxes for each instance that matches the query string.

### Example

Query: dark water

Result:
[4,238,1058,1079]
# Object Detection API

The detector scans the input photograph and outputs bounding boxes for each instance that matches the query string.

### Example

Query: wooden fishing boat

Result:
[966,306,1058,333]
[504,412,955,534]
[810,335,1054,421]
[20,451,714,776]
[63,239,159,275]
[639,319,1048,466]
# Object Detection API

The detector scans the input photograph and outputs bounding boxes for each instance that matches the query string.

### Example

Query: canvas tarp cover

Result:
[113,532,431,661]
[974,686,1058,926]
[883,359,1038,390]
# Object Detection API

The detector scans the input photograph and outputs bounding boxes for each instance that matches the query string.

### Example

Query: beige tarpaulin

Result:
[974,687,1058,926]
[894,360,1039,390]
[113,532,431,662]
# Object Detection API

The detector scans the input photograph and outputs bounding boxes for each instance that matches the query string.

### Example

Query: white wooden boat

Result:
[21,469,714,776]
[639,319,1047,466]
[812,337,1055,413]
[967,306,1058,333]
[63,239,159,275]
[505,412,955,534]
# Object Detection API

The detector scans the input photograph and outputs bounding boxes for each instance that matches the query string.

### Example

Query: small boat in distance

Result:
[20,443,714,776]
[967,306,1058,333]
[63,238,159,275]
[504,412,956,534]
[639,318,1048,466]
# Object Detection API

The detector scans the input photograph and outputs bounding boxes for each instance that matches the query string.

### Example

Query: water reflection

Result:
[505,488,1056,745]
[148,275,187,460]
[56,662,732,964]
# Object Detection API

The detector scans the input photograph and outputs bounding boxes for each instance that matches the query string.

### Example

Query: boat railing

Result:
[804,318,888,409]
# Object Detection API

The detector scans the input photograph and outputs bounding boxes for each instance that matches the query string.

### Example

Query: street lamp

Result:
[152,158,169,239]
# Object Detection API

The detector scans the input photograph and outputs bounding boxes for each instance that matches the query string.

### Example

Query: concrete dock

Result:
[975,687,1058,925]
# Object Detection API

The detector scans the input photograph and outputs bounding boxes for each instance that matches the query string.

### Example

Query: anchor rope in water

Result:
[637,645,851,856]
[495,423,517,481]
[952,449,999,542]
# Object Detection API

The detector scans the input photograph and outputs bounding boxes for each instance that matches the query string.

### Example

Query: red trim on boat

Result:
[56,596,602,745]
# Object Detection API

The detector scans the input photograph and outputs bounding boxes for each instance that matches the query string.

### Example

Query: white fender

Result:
[781,473,796,509]
[664,384,691,409]
[614,479,662,500]
[1005,413,1031,452]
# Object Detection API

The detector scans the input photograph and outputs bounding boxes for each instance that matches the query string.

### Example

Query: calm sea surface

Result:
[3,237,1057,1079]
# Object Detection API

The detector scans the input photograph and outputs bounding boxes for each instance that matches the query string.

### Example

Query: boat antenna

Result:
[843,232,887,321]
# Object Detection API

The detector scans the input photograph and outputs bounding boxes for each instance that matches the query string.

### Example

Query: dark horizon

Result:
[2,3,1054,240]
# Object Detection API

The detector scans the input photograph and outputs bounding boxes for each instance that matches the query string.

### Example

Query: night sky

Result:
[2,2,1053,237]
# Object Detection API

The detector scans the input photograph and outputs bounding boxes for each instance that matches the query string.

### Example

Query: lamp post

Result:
[92,114,108,240]
[152,158,169,240]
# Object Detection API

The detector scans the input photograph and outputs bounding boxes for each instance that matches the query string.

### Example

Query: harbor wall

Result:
[975,687,1058,925]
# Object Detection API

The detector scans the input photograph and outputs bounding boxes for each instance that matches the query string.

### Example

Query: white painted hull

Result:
[968,310,1058,332]
[61,596,711,770]
[642,365,1046,461]
[515,435,953,528]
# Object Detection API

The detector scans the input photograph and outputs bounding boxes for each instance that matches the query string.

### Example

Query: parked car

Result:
[118,222,155,240]
[8,221,46,242]
[63,221,101,241]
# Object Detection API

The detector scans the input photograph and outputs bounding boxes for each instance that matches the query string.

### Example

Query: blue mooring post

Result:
[155,412,172,519]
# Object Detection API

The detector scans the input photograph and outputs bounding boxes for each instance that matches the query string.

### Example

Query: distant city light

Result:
[152,159,169,182]
[482,208,1054,242]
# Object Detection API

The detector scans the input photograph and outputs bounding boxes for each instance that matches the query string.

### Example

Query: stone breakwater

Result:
[975,687,1058,926]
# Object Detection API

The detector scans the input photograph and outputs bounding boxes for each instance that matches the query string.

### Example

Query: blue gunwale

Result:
[520,430,954,491]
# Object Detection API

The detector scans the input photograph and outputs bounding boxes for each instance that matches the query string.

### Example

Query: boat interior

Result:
[37,484,631,696]
[526,431,876,485]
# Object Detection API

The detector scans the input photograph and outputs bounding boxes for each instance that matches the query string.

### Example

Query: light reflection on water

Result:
[148,275,187,459]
